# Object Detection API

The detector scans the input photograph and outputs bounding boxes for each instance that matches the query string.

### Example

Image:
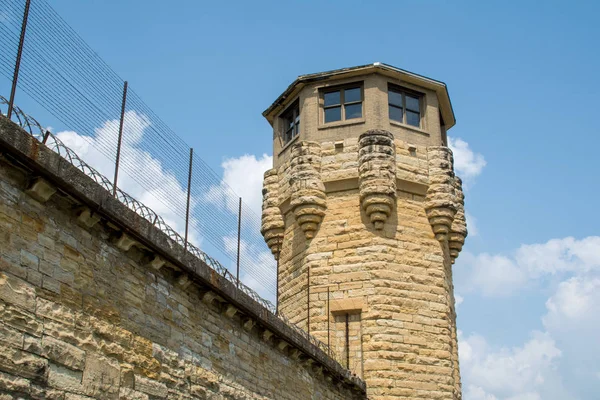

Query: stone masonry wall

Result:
[265,133,464,400]
[0,121,366,400]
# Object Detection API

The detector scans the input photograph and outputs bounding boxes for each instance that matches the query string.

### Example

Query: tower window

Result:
[281,101,300,145]
[322,84,363,123]
[388,85,422,127]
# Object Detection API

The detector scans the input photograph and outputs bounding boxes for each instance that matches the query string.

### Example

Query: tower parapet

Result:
[261,63,466,399]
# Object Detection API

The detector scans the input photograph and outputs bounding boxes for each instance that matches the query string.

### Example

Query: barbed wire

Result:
[0,95,337,360]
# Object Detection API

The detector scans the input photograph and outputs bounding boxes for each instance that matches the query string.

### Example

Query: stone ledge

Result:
[0,118,366,394]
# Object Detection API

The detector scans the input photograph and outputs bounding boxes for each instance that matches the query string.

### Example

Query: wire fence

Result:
[0,0,342,363]
[0,0,278,303]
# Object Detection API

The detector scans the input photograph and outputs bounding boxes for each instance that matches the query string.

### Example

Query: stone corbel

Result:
[424,147,457,241]
[260,168,285,257]
[289,142,326,239]
[26,177,57,203]
[358,130,397,230]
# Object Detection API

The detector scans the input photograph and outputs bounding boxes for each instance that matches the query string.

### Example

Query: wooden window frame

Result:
[388,84,423,128]
[321,83,364,124]
[280,100,300,145]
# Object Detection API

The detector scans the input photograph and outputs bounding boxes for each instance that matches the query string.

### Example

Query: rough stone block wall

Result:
[266,133,463,399]
[0,122,366,400]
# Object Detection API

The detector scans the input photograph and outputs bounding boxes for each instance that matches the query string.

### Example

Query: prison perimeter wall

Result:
[0,119,366,399]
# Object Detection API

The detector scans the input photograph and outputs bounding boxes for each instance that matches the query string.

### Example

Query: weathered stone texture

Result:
[260,169,284,256]
[448,177,467,264]
[358,130,397,230]
[425,146,457,241]
[289,142,327,240]
[267,132,465,399]
[0,151,364,399]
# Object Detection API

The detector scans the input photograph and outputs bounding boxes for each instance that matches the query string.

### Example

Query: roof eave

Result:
[263,63,456,129]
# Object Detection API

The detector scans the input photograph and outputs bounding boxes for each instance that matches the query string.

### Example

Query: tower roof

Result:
[263,62,456,130]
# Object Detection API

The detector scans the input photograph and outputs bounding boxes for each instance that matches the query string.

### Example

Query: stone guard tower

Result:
[261,63,467,399]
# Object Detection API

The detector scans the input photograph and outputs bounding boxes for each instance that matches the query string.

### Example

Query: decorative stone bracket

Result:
[261,168,285,256]
[425,147,457,241]
[289,142,326,240]
[358,130,397,230]
[449,177,468,263]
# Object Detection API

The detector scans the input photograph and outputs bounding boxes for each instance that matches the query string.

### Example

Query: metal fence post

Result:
[112,81,128,196]
[327,286,330,349]
[184,148,194,251]
[236,197,242,286]
[276,247,280,315]
[7,0,31,119]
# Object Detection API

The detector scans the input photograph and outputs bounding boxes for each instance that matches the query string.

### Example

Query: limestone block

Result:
[76,207,101,228]
[449,177,468,264]
[224,304,238,318]
[0,272,36,312]
[82,353,120,399]
[24,335,86,370]
[0,346,48,381]
[242,318,255,332]
[289,142,326,239]
[260,168,285,256]
[116,233,137,251]
[48,363,82,393]
[134,375,168,398]
[25,177,56,203]
[358,130,396,230]
[424,147,457,241]
[147,255,165,271]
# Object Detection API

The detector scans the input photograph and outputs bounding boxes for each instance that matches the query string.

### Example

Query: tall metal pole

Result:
[7,0,31,119]
[275,245,280,315]
[112,81,128,196]
[236,197,242,286]
[184,148,194,251]
[327,286,330,350]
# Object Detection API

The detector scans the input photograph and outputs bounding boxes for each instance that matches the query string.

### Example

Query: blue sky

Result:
[2,0,600,398]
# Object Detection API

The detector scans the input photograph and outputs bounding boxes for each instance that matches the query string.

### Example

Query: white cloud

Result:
[455,294,464,308]
[465,212,479,237]
[542,276,600,389]
[460,331,565,400]
[206,154,272,216]
[516,236,600,277]
[456,236,600,297]
[449,137,486,183]
[55,111,201,246]
[456,252,527,297]
[459,236,600,399]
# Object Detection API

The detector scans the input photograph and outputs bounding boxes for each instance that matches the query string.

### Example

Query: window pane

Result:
[406,95,420,112]
[325,106,342,123]
[345,103,362,119]
[324,91,341,107]
[406,110,420,127]
[389,105,403,122]
[285,128,293,143]
[344,87,361,103]
[389,90,403,107]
